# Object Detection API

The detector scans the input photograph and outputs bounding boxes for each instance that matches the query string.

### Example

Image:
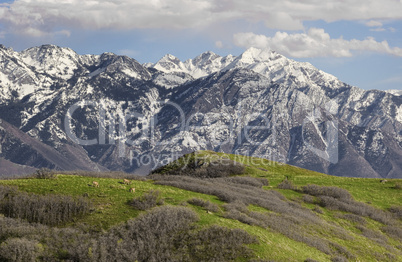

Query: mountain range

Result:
[0,44,401,178]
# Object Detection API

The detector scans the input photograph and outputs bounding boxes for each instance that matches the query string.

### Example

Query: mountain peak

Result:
[191,51,220,64]
[160,54,181,63]
[153,54,185,73]
[239,47,279,63]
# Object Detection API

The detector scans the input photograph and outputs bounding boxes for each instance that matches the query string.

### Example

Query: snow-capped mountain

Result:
[150,51,235,78]
[0,44,401,178]
[387,89,402,96]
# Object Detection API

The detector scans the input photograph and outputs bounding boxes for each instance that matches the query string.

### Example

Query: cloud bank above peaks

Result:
[1,0,402,34]
[234,29,402,58]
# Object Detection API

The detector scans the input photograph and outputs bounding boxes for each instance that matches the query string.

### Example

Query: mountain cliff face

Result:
[0,44,401,177]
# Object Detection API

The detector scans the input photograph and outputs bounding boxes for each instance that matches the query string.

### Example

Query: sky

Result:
[0,0,401,91]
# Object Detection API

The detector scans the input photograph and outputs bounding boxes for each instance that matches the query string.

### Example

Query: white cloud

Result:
[1,0,402,35]
[370,28,386,32]
[233,29,402,58]
[366,20,383,27]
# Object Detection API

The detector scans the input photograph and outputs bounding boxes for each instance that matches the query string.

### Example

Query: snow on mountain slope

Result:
[387,89,402,96]
[151,51,235,78]
[183,51,235,78]
[20,45,82,80]
[150,47,341,89]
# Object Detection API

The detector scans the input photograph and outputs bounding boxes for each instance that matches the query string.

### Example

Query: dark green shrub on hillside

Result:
[153,154,245,178]
[182,159,245,178]
[130,189,164,210]
[33,168,56,179]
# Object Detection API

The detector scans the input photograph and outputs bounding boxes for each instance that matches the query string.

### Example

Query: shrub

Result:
[318,196,393,225]
[0,188,92,226]
[93,205,259,261]
[130,189,164,210]
[218,176,269,187]
[0,185,18,200]
[99,206,198,261]
[339,213,366,225]
[277,179,296,190]
[188,198,220,212]
[382,225,402,241]
[388,206,402,220]
[184,225,258,261]
[302,194,315,204]
[302,184,352,200]
[0,206,260,261]
[331,256,348,262]
[32,168,56,179]
[356,225,388,245]
[313,206,323,214]
[153,154,245,178]
[0,238,42,262]
[329,242,355,260]
[394,183,401,190]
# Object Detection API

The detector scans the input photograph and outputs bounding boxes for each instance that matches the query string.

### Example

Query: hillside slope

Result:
[0,151,401,261]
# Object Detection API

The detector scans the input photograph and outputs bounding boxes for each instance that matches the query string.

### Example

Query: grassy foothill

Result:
[0,151,401,261]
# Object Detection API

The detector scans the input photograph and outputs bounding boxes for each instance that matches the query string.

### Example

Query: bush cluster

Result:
[32,168,56,179]
[355,225,388,245]
[153,175,357,259]
[318,196,392,225]
[381,225,402,241]
[300,184,396,226]
[153,154,245,178]
[183,225,257,261]
[337,213,367,225]
[277,179,297,190]
[187,198,220,213]
[388,206,402,220]
[302,184,352,200]
[0,237,42,262]
[0,185,92,226]
[0,205,259,261]
[130,190,164,211]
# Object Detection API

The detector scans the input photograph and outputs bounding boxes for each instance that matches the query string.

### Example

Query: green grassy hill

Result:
[0,150,401,261]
